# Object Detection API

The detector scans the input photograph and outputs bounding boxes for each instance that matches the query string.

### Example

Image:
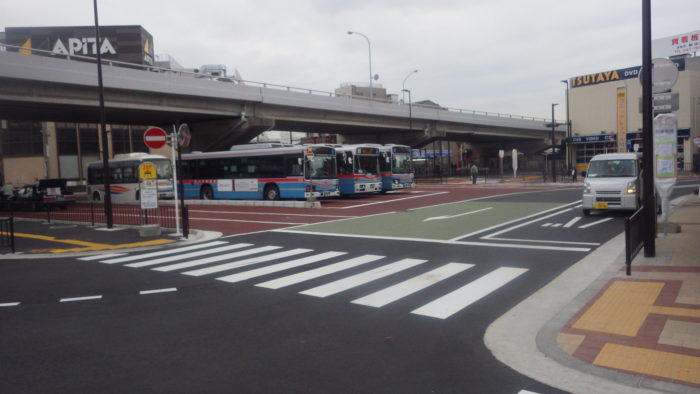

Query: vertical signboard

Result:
[653,113,678,224]
[616,87,627,152]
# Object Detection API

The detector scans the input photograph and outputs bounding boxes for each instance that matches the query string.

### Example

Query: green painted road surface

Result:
[290,201,567,241]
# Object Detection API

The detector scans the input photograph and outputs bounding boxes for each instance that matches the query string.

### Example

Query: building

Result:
[568,53,700,173]
[335,82,389,102]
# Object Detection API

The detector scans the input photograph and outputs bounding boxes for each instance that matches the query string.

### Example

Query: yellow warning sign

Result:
[20,38,32,55]
[139,162,157,179]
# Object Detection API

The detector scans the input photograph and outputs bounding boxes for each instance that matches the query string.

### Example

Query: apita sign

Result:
[51,37,117,56]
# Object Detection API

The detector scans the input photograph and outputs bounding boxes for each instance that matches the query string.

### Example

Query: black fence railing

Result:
[0,201,188,237]
[0,216,15,254]
[624,206,645,275]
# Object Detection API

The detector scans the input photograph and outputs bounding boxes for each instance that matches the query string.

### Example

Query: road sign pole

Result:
[642,0,655,257]
[170,125,181,237]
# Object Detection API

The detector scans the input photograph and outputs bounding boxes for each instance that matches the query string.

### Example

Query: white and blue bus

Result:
[335,145,382,195]
[87,153,174,203]
[179,144,339,200]
[377,144,415,192]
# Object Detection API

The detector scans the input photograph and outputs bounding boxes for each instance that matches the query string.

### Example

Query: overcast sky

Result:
[3,0,699,119]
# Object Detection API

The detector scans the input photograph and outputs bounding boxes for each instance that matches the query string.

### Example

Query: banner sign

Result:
[570,59,685,88]
[653,30,700,58]
[616,87,627,153]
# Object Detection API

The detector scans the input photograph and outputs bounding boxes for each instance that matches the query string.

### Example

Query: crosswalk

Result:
[79,241,529,320]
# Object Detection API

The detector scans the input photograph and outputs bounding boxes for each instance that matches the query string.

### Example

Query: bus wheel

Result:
[200,184,213,200]
[264,185,280,201]
[92,192,101,201]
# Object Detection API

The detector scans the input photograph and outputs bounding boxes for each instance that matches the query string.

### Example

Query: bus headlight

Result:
[583,182,591,194]
[626,181,637,195]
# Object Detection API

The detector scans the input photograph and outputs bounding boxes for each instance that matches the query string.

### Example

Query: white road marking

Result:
[450,200,582,241]
[541,223,552,227]
[578,217,614,229]
[139,287,177,295]
[411,267,528,319]
[189,217,302,225]
[146,244,281,271]
[352,263,473,308]
[0,302,20,307]
[217,251,347,284]
[485,237,599,246]
[188,209,354,218]
[99,241,228,264]
[300,258,427,298]
[60,295,102,303]
[481,208,574,239]
[182,248,311,277]
[256,255,385,290]
[551,223,562,228]
[563,217,582,228]
[422,207,493,222]
[126,243,254,268]
[79,253,126,261]
[337,192,448,209]
[273,229,591,252]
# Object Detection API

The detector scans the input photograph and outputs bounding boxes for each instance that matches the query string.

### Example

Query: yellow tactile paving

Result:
[594,343,700,385]
[572,281,664,336]
[650,305,700,319]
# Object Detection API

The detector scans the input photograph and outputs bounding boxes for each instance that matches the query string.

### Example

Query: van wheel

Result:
[583,209,591,216]
[264,185,280,201]
[200,184,213,200]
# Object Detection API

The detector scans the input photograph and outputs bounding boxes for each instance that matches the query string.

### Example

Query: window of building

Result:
[1,121,43,156]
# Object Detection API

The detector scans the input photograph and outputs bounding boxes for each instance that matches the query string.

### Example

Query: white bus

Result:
[86,153,174,203]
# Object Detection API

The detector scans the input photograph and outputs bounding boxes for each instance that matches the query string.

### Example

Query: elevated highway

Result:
[0,48,565,152]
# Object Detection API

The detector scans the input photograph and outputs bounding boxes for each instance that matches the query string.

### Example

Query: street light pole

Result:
[551,103,559,183]
[347,31,373,101]
[402,69,418,103]
[93,0,113,228]
[560,79,571,172]
[402,89,412,130]
[642,0,655,257]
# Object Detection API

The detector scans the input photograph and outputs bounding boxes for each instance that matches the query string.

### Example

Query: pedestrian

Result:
[470,163,478,184]
[571,168,577,183]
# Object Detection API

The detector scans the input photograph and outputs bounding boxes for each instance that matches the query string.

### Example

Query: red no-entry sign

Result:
[144,127,168,149]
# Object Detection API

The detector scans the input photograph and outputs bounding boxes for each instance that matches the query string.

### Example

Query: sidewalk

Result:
[486,192,700,393]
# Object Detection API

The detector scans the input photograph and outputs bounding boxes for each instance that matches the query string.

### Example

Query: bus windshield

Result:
[392,153,413,174]
[355,155,378,174]
[152,159,173,179]
[587,159,636,178]
[305,155,337,179]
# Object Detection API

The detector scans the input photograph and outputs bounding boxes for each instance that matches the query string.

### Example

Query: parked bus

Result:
[179,143,339,200]
[377,144,415,191]
[335,145,382,195]
[87,153,174,203]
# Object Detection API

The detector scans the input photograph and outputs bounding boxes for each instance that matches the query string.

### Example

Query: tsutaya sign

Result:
[570,59,685,88]
[51,37,117,56]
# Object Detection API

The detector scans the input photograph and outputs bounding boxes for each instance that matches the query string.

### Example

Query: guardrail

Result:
[624,206,645,275]
[0,43,558,124]
[0,216,15,254]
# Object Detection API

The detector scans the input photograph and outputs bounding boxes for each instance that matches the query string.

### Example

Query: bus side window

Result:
[123,166,136,182]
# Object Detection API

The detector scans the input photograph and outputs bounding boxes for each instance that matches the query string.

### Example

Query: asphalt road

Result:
[1,184,695,393]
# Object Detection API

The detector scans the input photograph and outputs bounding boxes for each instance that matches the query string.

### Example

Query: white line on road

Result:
[79,253,126,261]
[217,251,347,284]
[182,248,311,277]
[0,302,20,307]
[256,254,385,290]
[188,209,354,218]
[563,217,582,228]
[189,217,303,225]
[578,217,614,229]
[126,243,255,268]
[481,208,574,240]
[411,267,528,319]
[300,258,427,298]
[337,192,448,209]
[541,223,552,227]
[422,207,493,222]
[551,223,562,228]
[352,263,473,308]
[99,241,228,264]
[139,288,178,295]
[485,237,600,246]
[60,295,102,303]
[449,200,582,241]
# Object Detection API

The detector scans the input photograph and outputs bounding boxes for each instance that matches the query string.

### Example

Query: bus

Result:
[335,145,382,195]
[377,144,415,191]
[87,153,174,203]
[179,144,339,200]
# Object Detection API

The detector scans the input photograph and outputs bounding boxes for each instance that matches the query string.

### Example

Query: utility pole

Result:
[551,103,559,182]
[641,0,655,257]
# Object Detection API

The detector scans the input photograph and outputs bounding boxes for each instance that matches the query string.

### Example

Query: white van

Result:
[582,153,641,216]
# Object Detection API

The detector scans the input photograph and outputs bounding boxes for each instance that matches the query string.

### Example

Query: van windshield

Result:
[587,159,636,178]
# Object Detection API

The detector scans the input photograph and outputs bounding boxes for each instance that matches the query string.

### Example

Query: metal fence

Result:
[0,201,188,238]
[624,206,645,275]
[0,216,15,254]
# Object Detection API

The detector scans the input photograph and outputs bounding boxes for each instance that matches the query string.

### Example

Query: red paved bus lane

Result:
[188,184,578,236]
